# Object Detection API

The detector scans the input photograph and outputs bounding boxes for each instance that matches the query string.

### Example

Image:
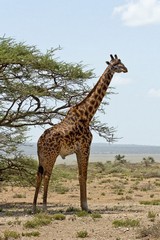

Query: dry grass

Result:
[1,161,160,240]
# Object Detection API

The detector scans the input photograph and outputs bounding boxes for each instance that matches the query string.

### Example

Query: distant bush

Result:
[142,156,155,167]
[114,154,127,164]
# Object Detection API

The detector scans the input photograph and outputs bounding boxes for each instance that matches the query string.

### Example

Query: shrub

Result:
[140,199,160,205]
[112,218,140,228]
[3,230,20,239]
[76,230,88,238]
[22,231,40,237]
[142,156,155,167]
[76,211,89,217]
[24,213,53,228]
[13,193,26,198]
[54,183,69,194]
[95,162,106,172]
[114,155,127,164]
[52,213,65,220]
[91,212,102,219]
[147,211,156,221]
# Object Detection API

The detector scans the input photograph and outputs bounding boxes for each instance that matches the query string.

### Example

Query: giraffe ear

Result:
[106,61,110,65]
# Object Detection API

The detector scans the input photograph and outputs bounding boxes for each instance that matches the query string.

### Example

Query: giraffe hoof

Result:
[87,209,92,214]
[43,205,47,212]
[32,205,37,214]
[81,205,92,213]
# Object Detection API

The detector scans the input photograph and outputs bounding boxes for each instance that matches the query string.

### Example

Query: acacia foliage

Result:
[0,37,115,181]
[0,37,93,127]
[0,37,115,137]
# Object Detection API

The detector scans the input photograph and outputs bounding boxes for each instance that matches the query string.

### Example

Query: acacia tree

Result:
[0,37,115,181]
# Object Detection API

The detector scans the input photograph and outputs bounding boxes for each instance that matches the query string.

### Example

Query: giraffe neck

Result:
[67,67,115,124]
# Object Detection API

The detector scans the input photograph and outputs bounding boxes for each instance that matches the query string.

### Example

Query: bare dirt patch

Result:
[1,162,160,239]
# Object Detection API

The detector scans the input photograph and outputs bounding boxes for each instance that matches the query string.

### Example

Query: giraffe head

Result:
[106,54,128,73]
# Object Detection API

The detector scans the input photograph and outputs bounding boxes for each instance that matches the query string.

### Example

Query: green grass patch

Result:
[24,213,53,229]
[66,206,80,213]
[52,213,66,220]
[3,230,20,239]
[112,218,140,228]
[76,230,88,238]
[51,164,77,182]
[24,213,65,229]
[3,160,160,187]
[7,219,21,226]
[13,193,26,198]
[140,199,160,205]
[54,183,69,194]
[148,211,156,218]
[22,231,40,237]
[91,212,102,219]
[75,210,101,219]
[5,211,14,216]
[76,210,89,217]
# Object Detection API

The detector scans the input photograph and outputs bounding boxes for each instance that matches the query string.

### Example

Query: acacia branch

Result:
[30,95,41,111]
[0,99,17,124]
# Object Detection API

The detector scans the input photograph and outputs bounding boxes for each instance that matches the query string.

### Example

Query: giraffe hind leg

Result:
[32,165,44,213]
[42,159,57,212]
[43,174,50,212]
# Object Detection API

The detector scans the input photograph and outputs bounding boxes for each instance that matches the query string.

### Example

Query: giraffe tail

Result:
[38,165,44,176]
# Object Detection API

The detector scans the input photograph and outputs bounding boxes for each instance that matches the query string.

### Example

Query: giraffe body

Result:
[33,55,128,213]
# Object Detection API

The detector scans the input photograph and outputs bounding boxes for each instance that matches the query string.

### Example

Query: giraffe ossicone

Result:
[33,54,128,213]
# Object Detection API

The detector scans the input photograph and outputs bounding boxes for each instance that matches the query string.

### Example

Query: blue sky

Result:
[1,0,160,145]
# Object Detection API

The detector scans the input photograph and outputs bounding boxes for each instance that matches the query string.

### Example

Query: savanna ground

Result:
[1,159,160,240]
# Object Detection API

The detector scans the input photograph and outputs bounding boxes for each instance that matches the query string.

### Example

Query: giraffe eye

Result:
[113,65,119,70]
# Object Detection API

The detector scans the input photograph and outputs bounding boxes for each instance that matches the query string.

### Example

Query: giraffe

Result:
[33,54,128,213]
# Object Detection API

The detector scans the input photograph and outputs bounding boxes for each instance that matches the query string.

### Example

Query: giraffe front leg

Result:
[79,174,88,211]
[76,150,90,212]
[41,154,58,212]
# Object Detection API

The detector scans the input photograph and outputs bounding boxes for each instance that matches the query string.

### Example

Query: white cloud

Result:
[148,88,160,97]
[113,0,160,26]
